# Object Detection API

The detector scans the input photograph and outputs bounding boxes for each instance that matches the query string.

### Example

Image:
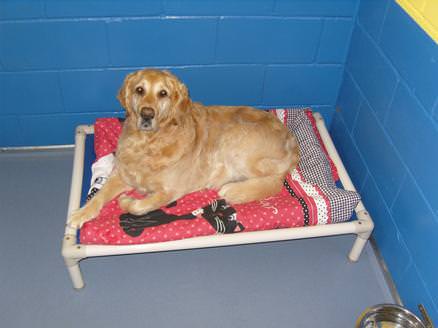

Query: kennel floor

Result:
[0,149,395,328]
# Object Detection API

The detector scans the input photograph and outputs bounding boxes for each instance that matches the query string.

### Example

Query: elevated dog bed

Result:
[62,109,374,289]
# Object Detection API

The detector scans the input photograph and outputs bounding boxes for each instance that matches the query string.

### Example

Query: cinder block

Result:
[20,112,122,146]
[0,116,23,147]
[357,0,390,41]
[60,70,129,113]
[398,265,438,324]
[107,18,216,66]
[380,2,438,112]
[46,0,163,17]
[0,21,109,70]
[216,18,321,64]
[163,0,274,16]
[330,113,368,190]
[346,25,398,122]
[172,66,265,106]
[336,71,363,131]
[273,0,358,17]
[386,82,438,214]
[353,102,406,206]
[433,98,438,124]
[0,72,63,115]
[361,174,412,285]
[392,174,438,305]
[263,65,343,105]
[317,18,354,63]
[0,1,45,20]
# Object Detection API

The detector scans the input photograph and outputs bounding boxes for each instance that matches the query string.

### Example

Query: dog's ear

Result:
[117,84,127,109]
[176,79,192,113]
[117,72,137,115]
[162,70,191,111]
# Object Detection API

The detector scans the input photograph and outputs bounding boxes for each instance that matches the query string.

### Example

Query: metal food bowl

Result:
[356,304,429,328]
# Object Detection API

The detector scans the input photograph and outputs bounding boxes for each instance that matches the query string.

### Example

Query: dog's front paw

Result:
[218,183,249,204]
[118,195,135,212]
[218,184,238,203]
[68,207,97,229]
[118,195,156,215]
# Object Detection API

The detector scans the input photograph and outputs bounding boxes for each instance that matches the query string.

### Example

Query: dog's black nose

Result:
[140,107,155,120]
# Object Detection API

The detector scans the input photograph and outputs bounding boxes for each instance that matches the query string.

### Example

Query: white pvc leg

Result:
[64,258,85,290]
[348,210,374,262]
[348,232,371,262]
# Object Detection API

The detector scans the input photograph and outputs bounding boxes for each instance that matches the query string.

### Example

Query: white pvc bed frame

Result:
[62,112,374,290]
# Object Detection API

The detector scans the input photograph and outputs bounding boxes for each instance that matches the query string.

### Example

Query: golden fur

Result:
[69,69,299,228]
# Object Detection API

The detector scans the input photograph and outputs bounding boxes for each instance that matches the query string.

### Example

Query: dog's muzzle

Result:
[139,107,155,130]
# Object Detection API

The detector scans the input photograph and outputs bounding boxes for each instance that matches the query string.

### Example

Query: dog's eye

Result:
[135,86,144,95]
[158,90,168,98]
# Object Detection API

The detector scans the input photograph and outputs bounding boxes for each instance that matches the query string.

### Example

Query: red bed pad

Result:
[80,109,359,245]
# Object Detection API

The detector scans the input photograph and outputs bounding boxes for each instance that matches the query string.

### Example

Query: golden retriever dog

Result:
[69,69,299,228]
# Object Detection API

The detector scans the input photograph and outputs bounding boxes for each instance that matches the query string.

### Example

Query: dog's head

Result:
[117,69,191,132]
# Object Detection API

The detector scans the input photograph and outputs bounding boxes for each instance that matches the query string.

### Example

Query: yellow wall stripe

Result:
[396,0,438,43]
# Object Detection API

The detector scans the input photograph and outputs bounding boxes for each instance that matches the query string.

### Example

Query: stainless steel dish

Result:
[356,304,428,328]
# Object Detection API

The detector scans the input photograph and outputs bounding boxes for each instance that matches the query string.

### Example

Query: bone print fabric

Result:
[80,109,360,245]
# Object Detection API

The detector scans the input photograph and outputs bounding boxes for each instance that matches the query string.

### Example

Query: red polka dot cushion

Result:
[79,109,360,245]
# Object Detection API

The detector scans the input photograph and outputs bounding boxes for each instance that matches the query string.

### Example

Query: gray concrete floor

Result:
[0,149,394,328]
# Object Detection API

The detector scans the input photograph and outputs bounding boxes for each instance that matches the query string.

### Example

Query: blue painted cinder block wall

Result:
[332,0,438,321]
[0,0,358,147]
